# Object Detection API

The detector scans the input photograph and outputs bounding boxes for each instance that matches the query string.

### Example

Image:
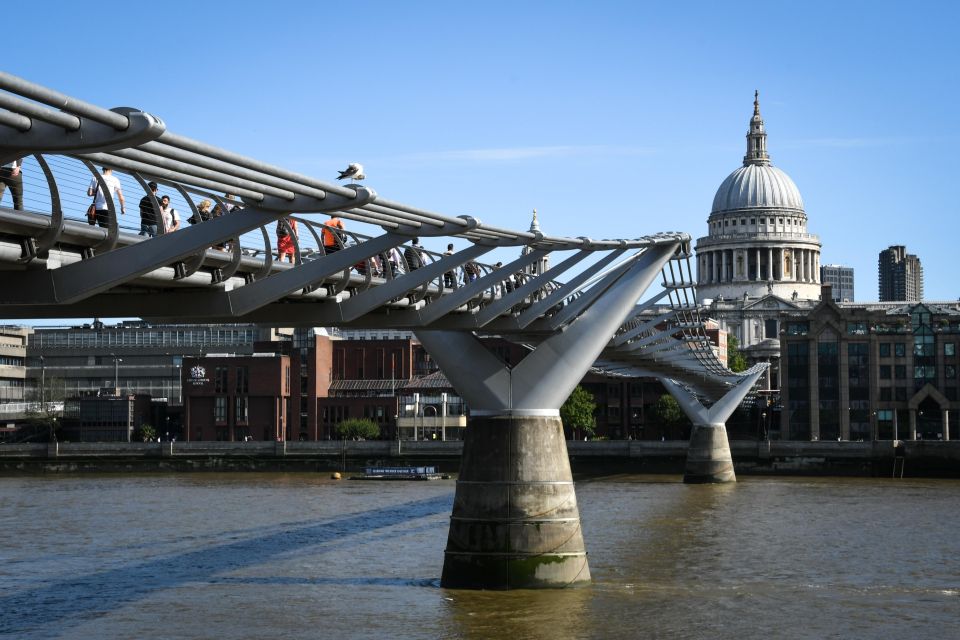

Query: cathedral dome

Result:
[711,163,804,214]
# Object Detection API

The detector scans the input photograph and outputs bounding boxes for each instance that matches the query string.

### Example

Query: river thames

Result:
[1,473,957,639]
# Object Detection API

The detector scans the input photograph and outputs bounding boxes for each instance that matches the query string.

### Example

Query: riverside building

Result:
[779,287,960,441]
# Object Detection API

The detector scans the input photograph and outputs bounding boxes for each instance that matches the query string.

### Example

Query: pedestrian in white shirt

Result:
[86,166,125,227]
[0,158,24,210]
[159,195,180,232]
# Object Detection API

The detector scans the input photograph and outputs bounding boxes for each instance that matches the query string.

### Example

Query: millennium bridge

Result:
[0,71,765,589]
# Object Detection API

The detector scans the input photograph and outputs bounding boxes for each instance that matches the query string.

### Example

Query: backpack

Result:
[276,219,289,237]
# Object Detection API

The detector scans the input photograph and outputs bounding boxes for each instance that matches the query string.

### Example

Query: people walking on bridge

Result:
[322,214,345,253]
[443,243,457,289]
[0,157,24,211]
[188,199,213,225]
[277,217,298,263]
[159,195,181,232]
[86,166,125,228]
[383,246,403,278]
[464,260,480,283]
[212,193,238,217]
[404,237,426,271]
[138,182,160,237]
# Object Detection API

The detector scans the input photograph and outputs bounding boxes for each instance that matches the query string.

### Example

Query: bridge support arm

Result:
[414,241,679,589]
[661,367,765,484]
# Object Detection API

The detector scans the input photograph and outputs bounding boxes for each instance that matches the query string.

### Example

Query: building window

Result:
[760,218,766,224]
[785,322,809,336]
[847,322,867,335]
[879,365,891,379]
[894,343,906,358]
[214,396,227,422]
[750,218,756,225]
[946,365,957,379]
[879,387,892,401]
[946,343,956,357]
[894,365,906,379]
[215,367,228,393]
[236,366,249,394]
[765,319,778,339]
[879,343,891,357]
[355,348,365,379]
[235,396,248,424]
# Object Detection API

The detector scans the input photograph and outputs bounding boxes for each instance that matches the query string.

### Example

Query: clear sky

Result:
[7,0,959,320]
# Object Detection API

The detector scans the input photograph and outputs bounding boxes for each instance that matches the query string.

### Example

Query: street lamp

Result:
[112,354,123,395]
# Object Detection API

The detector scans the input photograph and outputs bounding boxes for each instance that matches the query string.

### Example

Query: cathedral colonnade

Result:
[699,246,820,285]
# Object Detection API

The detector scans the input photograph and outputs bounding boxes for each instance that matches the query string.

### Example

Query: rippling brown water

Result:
[1,474,957,639]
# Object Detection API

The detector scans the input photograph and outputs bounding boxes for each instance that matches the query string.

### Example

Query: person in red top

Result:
[277,217,298,263]
[322,215,345,253]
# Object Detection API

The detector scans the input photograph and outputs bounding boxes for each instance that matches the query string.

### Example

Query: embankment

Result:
[0,440,958,477]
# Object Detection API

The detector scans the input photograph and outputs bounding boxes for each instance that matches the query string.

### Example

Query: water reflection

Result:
[441,586,593,640]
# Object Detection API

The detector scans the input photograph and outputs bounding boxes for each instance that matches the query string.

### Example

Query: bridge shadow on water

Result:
[0,494,452,638]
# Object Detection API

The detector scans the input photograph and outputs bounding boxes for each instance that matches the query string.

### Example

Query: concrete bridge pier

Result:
[417,242,678,589]
[660,367,765,484]
[684,422,736,483]
[441,412,588,589]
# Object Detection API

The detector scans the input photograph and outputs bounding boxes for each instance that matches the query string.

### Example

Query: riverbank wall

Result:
[2,440,959,477]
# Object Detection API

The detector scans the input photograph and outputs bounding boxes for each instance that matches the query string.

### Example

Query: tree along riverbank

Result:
[0,439,958,477]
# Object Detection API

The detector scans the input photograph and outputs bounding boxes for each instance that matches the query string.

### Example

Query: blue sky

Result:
[7,0,959,316]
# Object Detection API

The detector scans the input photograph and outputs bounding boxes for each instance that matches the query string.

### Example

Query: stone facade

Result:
[779,288,960,441]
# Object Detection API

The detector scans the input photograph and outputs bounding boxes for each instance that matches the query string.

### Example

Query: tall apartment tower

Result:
[820,264,855,302]
[878,245,923,302]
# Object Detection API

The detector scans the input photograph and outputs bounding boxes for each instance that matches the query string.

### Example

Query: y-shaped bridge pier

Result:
[0,72,766,589]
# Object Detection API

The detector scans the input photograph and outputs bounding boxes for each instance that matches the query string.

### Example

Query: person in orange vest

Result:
[322,214,345,253]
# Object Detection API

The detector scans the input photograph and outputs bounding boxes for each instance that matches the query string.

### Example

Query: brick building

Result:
[182,353,293,441]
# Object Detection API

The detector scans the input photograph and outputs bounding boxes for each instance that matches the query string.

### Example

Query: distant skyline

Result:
[5,0,958,328]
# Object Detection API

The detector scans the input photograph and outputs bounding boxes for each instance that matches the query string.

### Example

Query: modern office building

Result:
[26,320,289,407]
[820,264,855,302]
[60,393,155,442]
[779,286,959,441]
[878,245,924,302]
[0,326,30,403]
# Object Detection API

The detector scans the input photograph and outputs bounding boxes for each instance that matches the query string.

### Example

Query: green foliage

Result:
[21,376,66,442]
[653,394,684,426]
[138,423,157,442]
[727,335,748,373]
[336,418,380,440]
[560,385,597,437]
